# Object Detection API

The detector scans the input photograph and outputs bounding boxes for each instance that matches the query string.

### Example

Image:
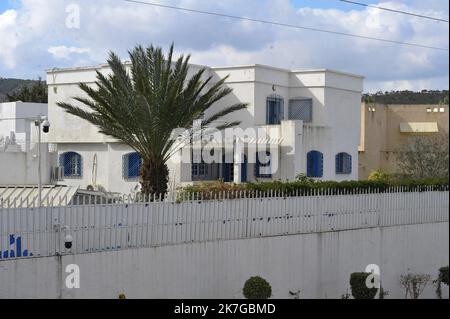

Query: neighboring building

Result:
[0,102,48,151]
[359,102,449,179]
[47,63,364,194]
[0,102,56,185]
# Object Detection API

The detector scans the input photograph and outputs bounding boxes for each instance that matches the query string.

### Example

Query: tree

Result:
[6,77,48,103]
[57,44,247,196]
[400,273,431,299]
[395,133,449,179]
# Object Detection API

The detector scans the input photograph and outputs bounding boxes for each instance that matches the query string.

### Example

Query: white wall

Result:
[0,102,48,150]
[1,222,448,299]
[55,143,142,194]
[0,143,55,185]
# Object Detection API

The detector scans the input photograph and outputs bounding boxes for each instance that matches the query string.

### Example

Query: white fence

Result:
[0,189,448,260]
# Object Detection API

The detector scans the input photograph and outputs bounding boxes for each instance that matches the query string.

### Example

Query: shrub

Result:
[368,169,392,182]
[177,178,448,201]
[243,276,272,299]
[400,273,431,299]
[350,272,378,299]
[439,266,449,286]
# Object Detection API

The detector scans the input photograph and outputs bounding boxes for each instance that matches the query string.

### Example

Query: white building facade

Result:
[46,64,363,194]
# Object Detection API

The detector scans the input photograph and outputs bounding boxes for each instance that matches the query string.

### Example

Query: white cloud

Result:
[48,46,91,60]
[0,10,19,68]
[0,0,448,91]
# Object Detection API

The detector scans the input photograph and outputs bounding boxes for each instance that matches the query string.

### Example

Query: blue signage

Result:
[0,234,33,259]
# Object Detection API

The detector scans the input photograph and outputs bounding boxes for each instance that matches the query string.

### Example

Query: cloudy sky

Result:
[0,0,448,92]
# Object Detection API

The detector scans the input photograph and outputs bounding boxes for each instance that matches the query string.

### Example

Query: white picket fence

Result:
[0,189,448,260]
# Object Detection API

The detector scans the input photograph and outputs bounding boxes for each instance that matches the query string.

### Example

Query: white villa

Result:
[46,63,364,194]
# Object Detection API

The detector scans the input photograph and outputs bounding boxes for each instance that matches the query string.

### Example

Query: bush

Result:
[350,272,378,299]
[243,276,272,299]
[439,266,449,286]
[177,178,448,201]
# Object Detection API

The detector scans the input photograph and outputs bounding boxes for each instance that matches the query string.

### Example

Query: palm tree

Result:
[57,44,247,196]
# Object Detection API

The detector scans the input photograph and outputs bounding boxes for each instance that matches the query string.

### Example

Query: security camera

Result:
[64,234,73,250]
[42,119,50,133]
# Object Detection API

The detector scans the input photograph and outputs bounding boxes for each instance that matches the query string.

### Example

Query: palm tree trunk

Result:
[141,159,169,198]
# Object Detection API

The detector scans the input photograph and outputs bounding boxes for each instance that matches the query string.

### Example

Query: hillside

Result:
[0,78,41,102]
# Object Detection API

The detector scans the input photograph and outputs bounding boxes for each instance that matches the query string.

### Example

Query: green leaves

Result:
[6,77,47,103]
[57,43,247,165]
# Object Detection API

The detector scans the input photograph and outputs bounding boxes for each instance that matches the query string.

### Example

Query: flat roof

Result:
[47,62,364,78]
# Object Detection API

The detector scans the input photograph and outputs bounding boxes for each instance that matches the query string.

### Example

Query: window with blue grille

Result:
[289,98,313,122]
[335,152,352,174]
[266,95,284,125]
[59,152,82,178]
[307,150,323,178]
[254,151,272,178]
[123,152,142,180]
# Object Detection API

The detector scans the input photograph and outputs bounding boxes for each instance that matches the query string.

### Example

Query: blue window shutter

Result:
[61,154,70,176]
[61,152,82,177]
[241,155,248,182]
[336,153,342,174]
[279,98,284,123]
[266,95,284,125]
[129,153,141,178]
[313,152,319,177]
[307,151,323,178]
[318,153,323,177]
[336,153,351,174]
[254,153,260,177]
[76,154,82,176]
[345,154,352,174]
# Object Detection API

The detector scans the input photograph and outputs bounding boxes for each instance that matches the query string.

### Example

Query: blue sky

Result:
[0,0,448,92]
[0,0,19,11]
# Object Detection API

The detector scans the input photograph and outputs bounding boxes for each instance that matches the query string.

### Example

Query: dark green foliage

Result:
[178,178,449,200]
[350,272,378,299]
[0,78,44,102]
[439,266,449,286]
[5,77,47,103]
[243,276,272,299]
[362,90,449,105]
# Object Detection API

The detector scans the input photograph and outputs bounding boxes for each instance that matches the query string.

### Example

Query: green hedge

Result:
[350,272,378,299]
[178,178,448,200]
[242,276,272,299]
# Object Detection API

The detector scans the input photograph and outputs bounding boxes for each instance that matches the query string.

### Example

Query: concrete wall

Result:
[0,222,448,299]
[0,143,55,185]
[0,102,48,150]
[359,103,449,179]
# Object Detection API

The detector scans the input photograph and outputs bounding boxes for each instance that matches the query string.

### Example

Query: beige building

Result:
[358,103,449,179]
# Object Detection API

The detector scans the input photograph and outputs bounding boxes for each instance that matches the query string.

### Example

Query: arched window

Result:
[59,152,82,178]
[255,151,272,178]
[307,150,323,178]
[123,152,142,180]
[266,94,284,125]
[335,152,352,174]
